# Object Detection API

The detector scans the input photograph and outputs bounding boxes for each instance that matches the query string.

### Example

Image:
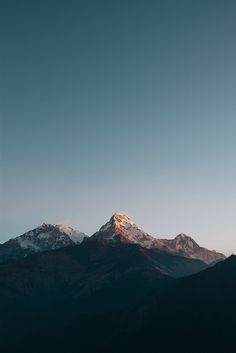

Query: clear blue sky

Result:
[1,0,236,254]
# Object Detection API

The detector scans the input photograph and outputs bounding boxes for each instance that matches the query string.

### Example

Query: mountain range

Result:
[0,212,232,353]
[91,213,225,264]
[0,212,225,264]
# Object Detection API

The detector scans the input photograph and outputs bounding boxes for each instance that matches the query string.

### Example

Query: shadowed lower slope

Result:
[0,242,233,353]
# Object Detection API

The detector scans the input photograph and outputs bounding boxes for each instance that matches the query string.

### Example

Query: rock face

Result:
[0,223,87,264]
[91,213,225,264]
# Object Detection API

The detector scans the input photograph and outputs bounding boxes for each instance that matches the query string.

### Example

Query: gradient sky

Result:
[1,0,236,254]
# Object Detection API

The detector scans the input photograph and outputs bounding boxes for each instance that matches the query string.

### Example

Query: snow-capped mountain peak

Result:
[173,233,198,250]
[93,212,161,248]
[0,223,88,264]
[92,213,225,264]
[44,223,86,243]
[0,215,226,266]
[100,213,136,233]
[19,222,86,245]
[159,233,225,264]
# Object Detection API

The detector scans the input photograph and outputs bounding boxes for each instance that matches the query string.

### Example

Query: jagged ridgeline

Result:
[0,213,225,264]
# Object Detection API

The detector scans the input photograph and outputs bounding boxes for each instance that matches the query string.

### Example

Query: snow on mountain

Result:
[0,223,87,263]
[159,233,226,264]
[92,212,162,248]
[0,213,225,265]
[92,213,225,264]
[47,223,87,244]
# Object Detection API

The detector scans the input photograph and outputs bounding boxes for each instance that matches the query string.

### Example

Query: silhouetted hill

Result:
[0,240,207,303]
[0,243,233,353]
[132,254,236,353]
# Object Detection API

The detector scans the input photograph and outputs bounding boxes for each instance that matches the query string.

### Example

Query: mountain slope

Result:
[88,254,236,353]
[0,239,233,353]
[0,223,87,263]
[0,240,207,301]
[0,241,170,353]
[133,254,236,353]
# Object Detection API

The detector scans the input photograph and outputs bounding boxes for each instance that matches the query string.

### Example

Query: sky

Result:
[1,0,236,254]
